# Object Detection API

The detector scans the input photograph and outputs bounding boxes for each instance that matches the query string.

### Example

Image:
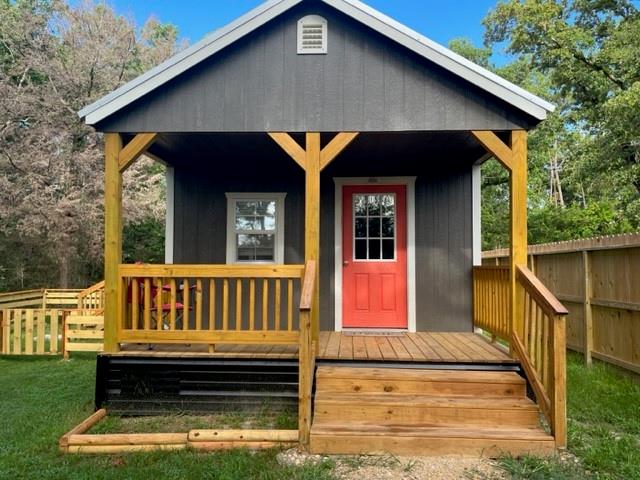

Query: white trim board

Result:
[164,167,175,264]
[79,0,553,125]
[333,177,417,333]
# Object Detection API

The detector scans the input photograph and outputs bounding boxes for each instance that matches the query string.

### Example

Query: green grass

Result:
[499,352,640,480]
[0,354,334,480]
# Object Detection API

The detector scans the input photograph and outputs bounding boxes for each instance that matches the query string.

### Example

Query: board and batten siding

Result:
[171,133,474,332]
[97,1,535,133]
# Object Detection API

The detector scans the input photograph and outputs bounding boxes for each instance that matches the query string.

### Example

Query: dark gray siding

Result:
[98,1,535,133]
[171,132,474,332]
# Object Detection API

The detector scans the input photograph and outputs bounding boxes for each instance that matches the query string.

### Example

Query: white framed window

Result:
[297,15,328,54]
[225,193,286,264]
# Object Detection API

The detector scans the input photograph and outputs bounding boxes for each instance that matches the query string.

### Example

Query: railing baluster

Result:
[156,278,163,331]
[196,279,203,331]
[236,279,242,331]
[182,279,190,330]
[275,279,281,331]
[144,279,151,331]
[131,278,139,330]
[249,279,255,331]
[222,279,229,331]
[170,279,177,330]
[288,279,293,331]
[262,279,269,331]
[209,279,216,330]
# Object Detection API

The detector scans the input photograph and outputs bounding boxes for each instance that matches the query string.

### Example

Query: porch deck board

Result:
[116,332,515,364]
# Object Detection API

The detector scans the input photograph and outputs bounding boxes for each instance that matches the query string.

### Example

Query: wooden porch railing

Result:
[513,265,568,447]
[472,266,510,341]
[77,281,105,311]
[117,264,306,345]
[472,264,568,448]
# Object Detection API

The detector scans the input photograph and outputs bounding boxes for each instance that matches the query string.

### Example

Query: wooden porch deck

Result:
[115,332,514,364]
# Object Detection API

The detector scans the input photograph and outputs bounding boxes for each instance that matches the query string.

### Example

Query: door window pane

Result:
[352,193,396,261]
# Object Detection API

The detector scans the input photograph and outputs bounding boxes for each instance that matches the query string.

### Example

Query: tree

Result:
[450,0,639,249]
[0,0,176,289]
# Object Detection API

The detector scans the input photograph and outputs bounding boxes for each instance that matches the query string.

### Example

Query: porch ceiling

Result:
[137,131,495,168]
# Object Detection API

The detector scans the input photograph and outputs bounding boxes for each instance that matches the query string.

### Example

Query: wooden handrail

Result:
[514,264,568,448]
[299,260,316,311]
[77,281,105,299]
[297,260,316,450]
[516,265,568,316]
[119,264,304,278]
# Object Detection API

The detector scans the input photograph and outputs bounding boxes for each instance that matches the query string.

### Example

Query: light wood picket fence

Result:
[0,282,105,357]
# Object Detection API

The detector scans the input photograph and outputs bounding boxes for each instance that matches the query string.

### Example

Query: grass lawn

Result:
[1,351,638,480]
[499,352,640,480]
[0,354,334,480]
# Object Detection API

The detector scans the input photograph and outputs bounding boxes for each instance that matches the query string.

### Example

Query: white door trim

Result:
[333,176,417,332]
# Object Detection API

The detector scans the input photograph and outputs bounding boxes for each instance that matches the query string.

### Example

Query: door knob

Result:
[343,260,349,267]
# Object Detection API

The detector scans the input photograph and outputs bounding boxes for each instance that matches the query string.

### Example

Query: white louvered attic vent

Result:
[297,15,327,54]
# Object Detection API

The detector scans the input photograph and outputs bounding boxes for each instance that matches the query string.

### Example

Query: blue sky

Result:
[110,0,501,57]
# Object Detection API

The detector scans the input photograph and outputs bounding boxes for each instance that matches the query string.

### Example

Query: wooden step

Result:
[313,393,541,428]
[315,367,526,397]
[310,423,555,457]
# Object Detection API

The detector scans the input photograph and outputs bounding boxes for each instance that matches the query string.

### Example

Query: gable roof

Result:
[78,0,554,126]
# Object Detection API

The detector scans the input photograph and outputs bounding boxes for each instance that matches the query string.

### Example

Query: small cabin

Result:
[80,0,568,456]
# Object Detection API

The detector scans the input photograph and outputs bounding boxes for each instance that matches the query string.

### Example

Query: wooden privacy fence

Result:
[484,232,640,373]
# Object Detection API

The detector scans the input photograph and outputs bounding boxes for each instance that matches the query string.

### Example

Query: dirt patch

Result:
[277,449,506,479]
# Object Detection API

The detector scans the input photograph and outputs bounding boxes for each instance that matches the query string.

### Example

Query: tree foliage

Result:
[0,0,176,289]
[452,0,640,249]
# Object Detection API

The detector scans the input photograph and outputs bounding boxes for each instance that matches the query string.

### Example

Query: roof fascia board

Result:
[325,0,554,120]
[81,0,302,124]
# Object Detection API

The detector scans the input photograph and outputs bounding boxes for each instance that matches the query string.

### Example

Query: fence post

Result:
[582,250,593,366]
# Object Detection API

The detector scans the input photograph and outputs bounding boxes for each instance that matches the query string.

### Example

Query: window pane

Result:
[355,218,366,238]
[382,217,394,238]
[263,214,276,230]
[367,195,380,215]
[237,234,274,261]
[381,194,395,216]
[354,195,367,216]
[255,201,276,216]
[369,239,381,259]
[368,217,380,238]
[236,216,260,230]
[355,239,367,260]
[236,201,256,215]
[382,239,394,259]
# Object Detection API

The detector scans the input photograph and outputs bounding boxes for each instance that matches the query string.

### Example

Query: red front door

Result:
[342,185,407,329]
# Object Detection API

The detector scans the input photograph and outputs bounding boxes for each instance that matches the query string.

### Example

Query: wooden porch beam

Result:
[268,133,306,170]
[118,133,158,173]
[104,133,123,353]
[471,131,514,171]
[320,132,359,171]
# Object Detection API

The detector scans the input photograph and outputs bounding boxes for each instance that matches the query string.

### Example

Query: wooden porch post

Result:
[305,133,321,344]
[510,131,528,340]
[104,133,123,353]
[269,132,358,346]
[471,130,528,341]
